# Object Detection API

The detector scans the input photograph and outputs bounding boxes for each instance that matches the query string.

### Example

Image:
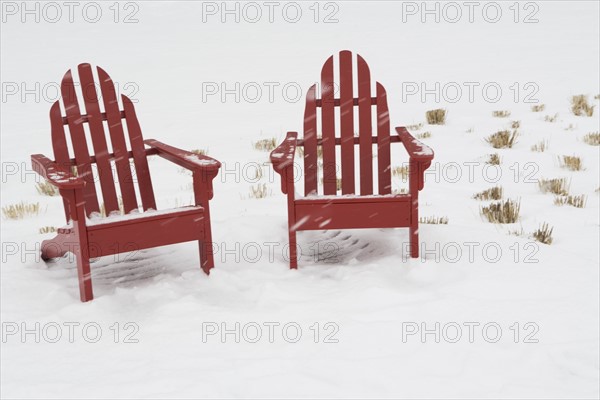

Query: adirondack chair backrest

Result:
[50,63,156,219]
[302,50,392,197]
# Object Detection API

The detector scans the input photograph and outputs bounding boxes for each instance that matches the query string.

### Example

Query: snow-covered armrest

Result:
[270,132,297,194]
[395,127,434,162]
[270,132,297,173]
[31,154,84,189]
[144,139,221,172]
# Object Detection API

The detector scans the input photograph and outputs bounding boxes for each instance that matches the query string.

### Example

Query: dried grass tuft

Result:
[426,109,446,125]
[253,138,278,151]
[554,194,586,208]
[492,110,511,118]
[531,104,546,112]
[571,95,595,117]
[538,178,570,196]
[36,181,59,196]
[486,130,518,149]
[419,216,448,224]
[2,202,41,220]
[583,132,599,146]
[533,223,554,244]
[473,186,503,200]
[480,199,520,224]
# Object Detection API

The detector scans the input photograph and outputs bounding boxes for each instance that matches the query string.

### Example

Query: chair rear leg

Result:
[199,240,214,275]
[409,225,419,258]
[289,229,298,269]
[75,246,93,302]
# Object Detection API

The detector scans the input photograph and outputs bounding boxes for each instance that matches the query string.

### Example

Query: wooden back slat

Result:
[50,101,74,220]
[303,85,318,196]
[60,70,101,216]
[320,56,337,195]
[122,95,157,211]
[339,50,355,195]
[301,52,392,198]
[78,64,120,214]
[357,55,373,195]
[376,83,391,195]
[97,66,139,214]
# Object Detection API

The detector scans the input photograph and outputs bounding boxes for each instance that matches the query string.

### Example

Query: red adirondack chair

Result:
[270,51,434,268]
[31,64,221,302]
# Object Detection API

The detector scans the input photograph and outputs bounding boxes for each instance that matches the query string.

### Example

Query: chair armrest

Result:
[270,132,297,172]
[31,154,84,189]
[395,127,434,162]
[144,139,221,172]
[270,132,298,194]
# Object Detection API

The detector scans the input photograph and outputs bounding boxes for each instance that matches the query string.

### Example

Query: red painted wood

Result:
[87,208,205,257]
[357,55,373,195]
[294,197,410,230]
[339,50,355,195]
[50,101,74,221]
[376,83,391,195]
[32,64,222,301]
[61,69,101,216]
[122,95,157,211]
[78,63,120,214]
[303,85,318,196]
[271,51,435,268]
[321,56,337,195]
[98,66,139,214]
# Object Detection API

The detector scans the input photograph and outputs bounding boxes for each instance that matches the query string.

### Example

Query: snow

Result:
[183,154,219,167]
[1,2,599,399]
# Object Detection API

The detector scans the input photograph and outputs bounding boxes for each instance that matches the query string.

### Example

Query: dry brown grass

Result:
[36,181,59,196]
[492,110,511,118]
[487,153,501,165]
[473,186,503,200]
[531,104,546,112]
[486,130,518,149]
[426,109,446,125]
[191,148,208,156]
[533,223,554,245]
[100,197,125,217]
[39,226,56,234]
[530,140,548,152]
[416,131,431,139]
[480,199,520,224]
[249,183,270,199]
[560,155,583,171]
[2,202,41,220]
[583,132,600,146]
[253,138,278,151]
[554,194,586,208]
[571,95,595,117]
[406,123,424,131]
[392,165,409,179]
[538,178,570,196]
[419,216,448,224]
[511,120,521,129]
[544,114,558,123]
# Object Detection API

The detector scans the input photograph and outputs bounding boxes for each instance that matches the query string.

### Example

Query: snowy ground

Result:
[1,1,599,398]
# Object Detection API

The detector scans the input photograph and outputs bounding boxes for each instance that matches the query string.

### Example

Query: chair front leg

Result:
[193,169,218,274]
[63,188,94,302]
